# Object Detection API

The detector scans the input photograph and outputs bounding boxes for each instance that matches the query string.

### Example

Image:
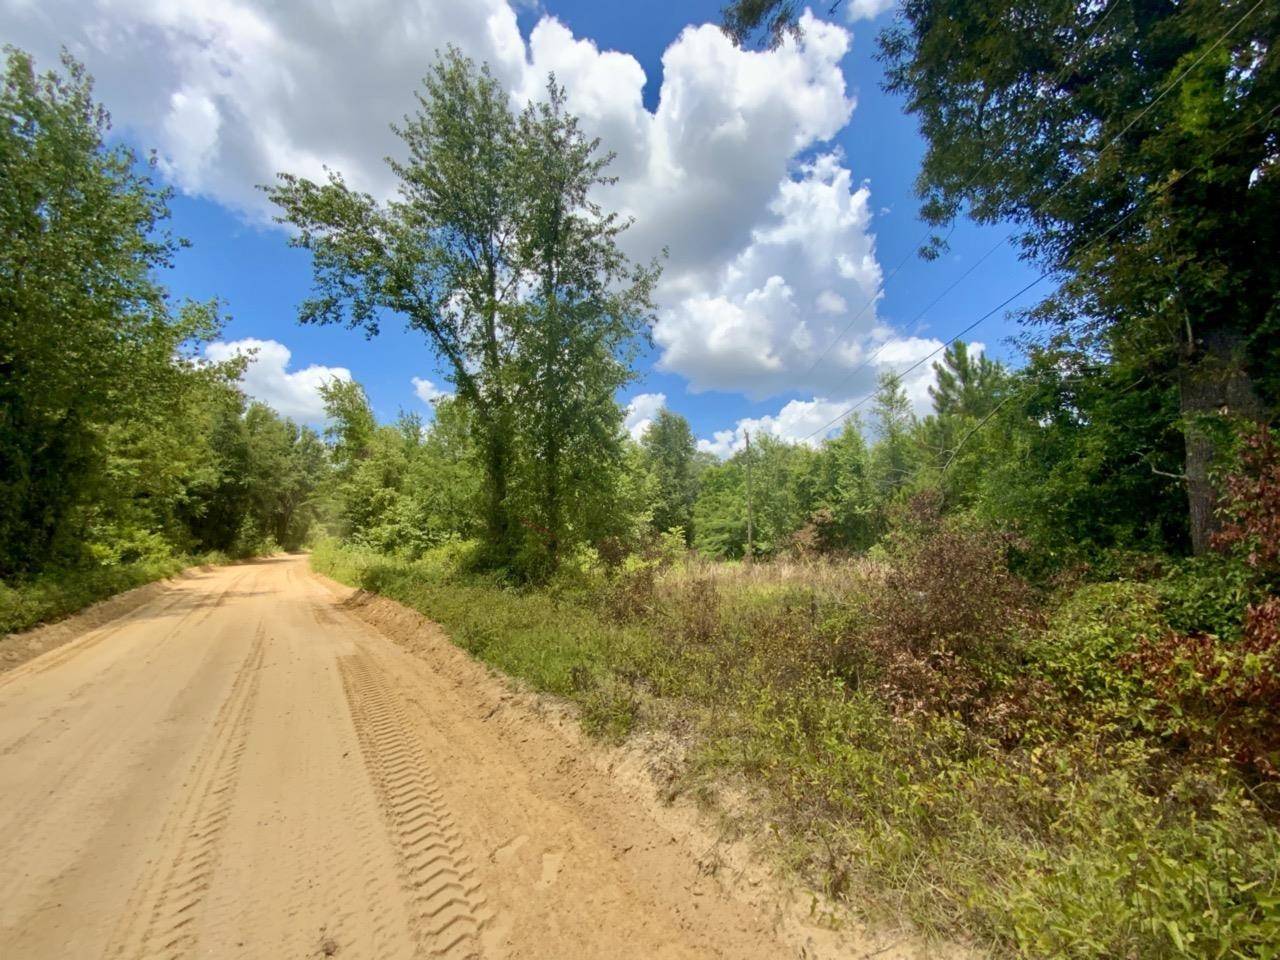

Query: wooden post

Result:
[744,428,754,563]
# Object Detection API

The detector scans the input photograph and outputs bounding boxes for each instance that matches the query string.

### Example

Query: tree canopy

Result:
[0,49,332,576]
[269,49,656,578]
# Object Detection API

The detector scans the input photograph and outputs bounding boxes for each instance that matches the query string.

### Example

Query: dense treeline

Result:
[4,15,1280,955]
[0,50,328,598]
[321,338,1187,571]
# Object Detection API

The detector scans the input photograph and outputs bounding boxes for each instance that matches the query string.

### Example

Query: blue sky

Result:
[4,0,1043,452]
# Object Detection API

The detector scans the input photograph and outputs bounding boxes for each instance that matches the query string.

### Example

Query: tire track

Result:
[104,627,266,960]
[340,655,489,960]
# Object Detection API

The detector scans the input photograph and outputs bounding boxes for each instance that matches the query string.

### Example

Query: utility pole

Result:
[744,428,754,563]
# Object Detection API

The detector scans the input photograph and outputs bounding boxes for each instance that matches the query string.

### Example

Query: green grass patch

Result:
[0,549,254,636]
[311,539,1280,958]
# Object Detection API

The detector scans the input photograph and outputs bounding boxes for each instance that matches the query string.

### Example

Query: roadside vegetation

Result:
[291,1,1279,952]
[2,554,189,636]
[0,50,329,631]
[4,0,1278,954]
[313,426,1280,955]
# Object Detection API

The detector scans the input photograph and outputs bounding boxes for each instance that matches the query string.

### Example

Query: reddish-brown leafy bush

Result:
[1213,424,1280,571]
[1127,596,1280,781]
[603,562,657,620]
[839,497,1040,720]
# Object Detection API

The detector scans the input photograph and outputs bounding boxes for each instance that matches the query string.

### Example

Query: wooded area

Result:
[2,0,1279,952]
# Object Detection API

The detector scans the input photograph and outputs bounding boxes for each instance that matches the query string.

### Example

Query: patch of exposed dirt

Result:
[324,579,975,960]
[0,556,973,959]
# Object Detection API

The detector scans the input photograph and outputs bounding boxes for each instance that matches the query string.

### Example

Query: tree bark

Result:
[482,426,513,566]
[1180,328,1263,554]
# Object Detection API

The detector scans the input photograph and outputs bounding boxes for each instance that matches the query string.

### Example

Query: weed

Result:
[312,535,1280,958]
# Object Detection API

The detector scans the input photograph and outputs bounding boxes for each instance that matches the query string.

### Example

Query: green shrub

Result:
[1158,554,1256,638]
[0,557,185,635]
[313,540,1280,958]
[1025,581,1164,723]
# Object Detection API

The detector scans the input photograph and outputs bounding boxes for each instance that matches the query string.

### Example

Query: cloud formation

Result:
[204,338,349,424]
[697,396,858,457]
[4,3,890,391]
[411,377,451,406]
[843,0,898,22]
[694,337,988,458]
[623,392,667,440]
[2,1,929,436]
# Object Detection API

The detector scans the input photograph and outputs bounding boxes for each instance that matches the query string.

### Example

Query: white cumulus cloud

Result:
[2,0,533,213]
[623,392,667,440]
[205,338,350,424]
[2,2,880,400]
[411,376,451,406]
[695,335,966,458]
[843,0,898,22]
[697,396,858,457]
[3,1,925,428]
[655,151,888,399]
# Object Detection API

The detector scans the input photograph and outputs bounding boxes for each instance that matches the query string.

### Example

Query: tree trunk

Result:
[484,429,512,564]
[1179,328,1262,554]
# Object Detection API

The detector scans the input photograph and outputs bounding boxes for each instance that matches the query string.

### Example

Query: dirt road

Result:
[0,555,860,960]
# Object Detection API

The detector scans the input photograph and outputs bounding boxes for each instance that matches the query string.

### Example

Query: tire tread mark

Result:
[340,656,488,960]
[104,627,266,960]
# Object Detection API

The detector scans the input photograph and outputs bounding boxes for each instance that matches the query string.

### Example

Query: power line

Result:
[797,0,1124,381]
[801,274,1047,441]
[797,0,1265,388]
[800,95,1280,444]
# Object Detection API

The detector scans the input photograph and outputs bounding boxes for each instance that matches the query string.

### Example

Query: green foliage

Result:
[0,48,329,590]
[310,539,661,704]
[270,50,656,579]
[318,535,1280,957]
[719,0,803,48]
[0,48,227,575]
[809,419,876,552]
[320,382,482,556]
[958,347,1190,566]
[1030,582,1162,708]
[692,457,749,558]
[507,79,657,574]
[869,371,918,503]
[1158,554,1256,637]
[928,341,1005,419]
[878,0,1280,551]
[639,409,698,540]
[0,557,185,635]
[0,549,261,636]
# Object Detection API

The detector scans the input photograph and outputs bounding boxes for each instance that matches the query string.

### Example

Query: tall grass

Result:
[311,537,1280,957]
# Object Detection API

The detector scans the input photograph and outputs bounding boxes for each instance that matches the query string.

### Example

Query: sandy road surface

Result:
[0,555,834,960]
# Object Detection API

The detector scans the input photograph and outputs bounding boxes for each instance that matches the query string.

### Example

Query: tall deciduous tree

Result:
[0,48,225,575]
[877,0,1280,551]
[510,81,656,571]
[640,409,699,540]
[269,50,524,567]
[269,51,654,577]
